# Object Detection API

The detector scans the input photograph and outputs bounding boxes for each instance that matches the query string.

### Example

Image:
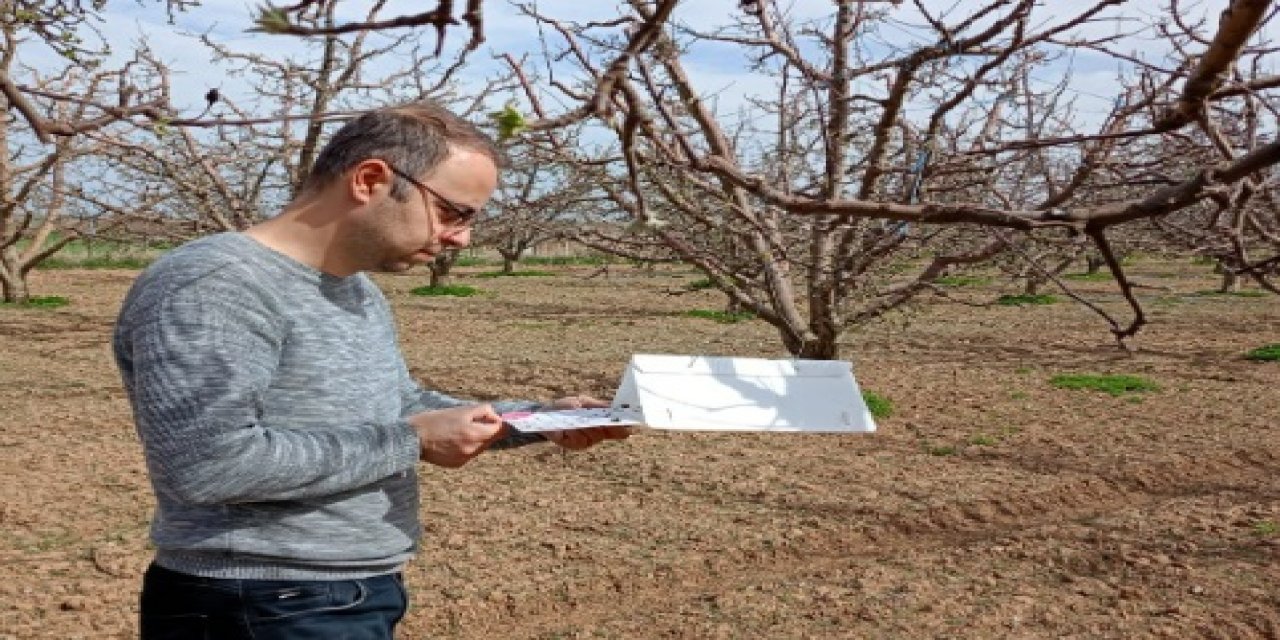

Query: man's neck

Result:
[244,200,360,277]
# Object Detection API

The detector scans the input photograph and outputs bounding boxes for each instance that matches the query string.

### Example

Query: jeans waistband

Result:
[154,550,406,581]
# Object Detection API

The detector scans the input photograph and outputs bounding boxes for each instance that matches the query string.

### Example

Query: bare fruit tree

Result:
[0,1,204,142]
[81,0,498,247]
[1,1,247,302]
[1137,6,1280,294]
[214,0,474,198]
[0,13,132,302]
[494,0,1280,358]
[474,140,599,273]
[0,97,81,302]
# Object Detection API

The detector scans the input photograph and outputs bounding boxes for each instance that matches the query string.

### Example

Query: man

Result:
[113,101,630,639]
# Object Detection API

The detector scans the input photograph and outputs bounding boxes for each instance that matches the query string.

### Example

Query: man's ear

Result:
[348,159,393,205]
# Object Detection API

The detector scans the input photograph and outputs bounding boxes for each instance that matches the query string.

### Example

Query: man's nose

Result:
[440,227,471,248]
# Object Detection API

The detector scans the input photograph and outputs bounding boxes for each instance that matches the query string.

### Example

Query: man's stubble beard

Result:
[347,199,420,274]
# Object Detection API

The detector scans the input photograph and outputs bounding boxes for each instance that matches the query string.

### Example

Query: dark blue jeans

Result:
[140,562,408,639]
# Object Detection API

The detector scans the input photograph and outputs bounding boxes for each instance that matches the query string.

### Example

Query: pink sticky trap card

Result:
[504,408,643,433]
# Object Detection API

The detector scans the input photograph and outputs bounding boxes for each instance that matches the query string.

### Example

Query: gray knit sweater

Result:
[113,233,539,580]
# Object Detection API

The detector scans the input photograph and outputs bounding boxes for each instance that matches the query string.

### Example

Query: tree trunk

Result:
[427,250,458,287]
[1218,261,1240,292]
[0,247,28,303]
[778,325,841,360]
[501,254,516,274]
[796,336,840,360]
[428,268,446,288]
[1086,255,1105,274]
[0,266,28,303]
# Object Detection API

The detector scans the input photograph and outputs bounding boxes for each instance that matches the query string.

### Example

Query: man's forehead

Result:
[441,144,499,167]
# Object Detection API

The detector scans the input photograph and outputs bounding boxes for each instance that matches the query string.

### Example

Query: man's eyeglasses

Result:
[384,161,477,230]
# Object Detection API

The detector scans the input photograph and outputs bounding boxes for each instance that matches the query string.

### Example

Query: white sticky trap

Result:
[506,354,877,434]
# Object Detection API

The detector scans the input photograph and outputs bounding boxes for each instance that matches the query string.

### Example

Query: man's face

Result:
[371,147,498,273]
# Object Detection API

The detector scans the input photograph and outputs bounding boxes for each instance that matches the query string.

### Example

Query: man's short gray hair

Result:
[301,101,502,201]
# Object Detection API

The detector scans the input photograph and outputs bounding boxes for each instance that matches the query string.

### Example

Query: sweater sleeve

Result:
[383,281,546,451]
[399,374,542,416]
[126,284,420,506]
[397,367,546,450]
[393,347,546,450]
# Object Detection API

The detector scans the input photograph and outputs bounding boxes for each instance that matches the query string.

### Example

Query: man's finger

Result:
[596,426,632,440]
[468,403,499,421]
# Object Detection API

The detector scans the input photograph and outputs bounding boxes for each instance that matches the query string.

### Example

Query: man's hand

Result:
[545,395,609,411]
[543,425,632,449]
[541,395,633,450]
[408,404,506,468]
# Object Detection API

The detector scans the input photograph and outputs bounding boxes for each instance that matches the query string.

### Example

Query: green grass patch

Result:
[968,434,999,446]
[936,275,992,287]
[19,235,176,252]
[39,255,154,270]
[968,425,1020,447]
[997,293,1059,306]
[1252,520,1278,536]
[453,256,493,267]
[1245,344,1280,362]
[0,295,70,309]
[1050,373,1158,396]
[683,309,755,323]
[25,236,170,270]
[926,444,958,457]
[472,270,556,278]
[862,391,893,420]
[523,255,610,266]
[684,277,717,291]
[1062,272,1112,282]
[1190,289,1268,298]
[410,284,479,297]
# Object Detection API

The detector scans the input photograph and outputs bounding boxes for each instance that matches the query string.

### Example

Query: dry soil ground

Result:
[0,260,1278,639]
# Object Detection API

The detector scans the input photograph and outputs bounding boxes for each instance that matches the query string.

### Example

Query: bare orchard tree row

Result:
[0,13,117,302]
[0,0,501,302]
[3,1,1277,363]
[478,139,605,274]
[420,132,620,287]
[0,0,483,142]
[493,0,1280,358]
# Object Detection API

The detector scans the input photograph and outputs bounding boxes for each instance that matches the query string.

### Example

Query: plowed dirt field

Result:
[1,261,1277,639]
